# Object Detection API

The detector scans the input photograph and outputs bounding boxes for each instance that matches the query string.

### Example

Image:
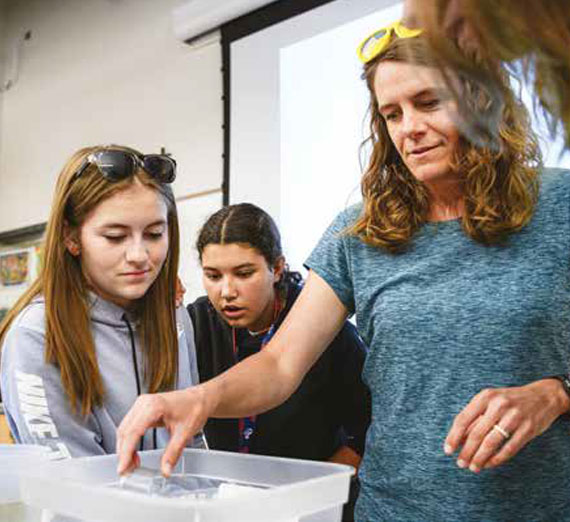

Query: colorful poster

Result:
[0,251,30,286]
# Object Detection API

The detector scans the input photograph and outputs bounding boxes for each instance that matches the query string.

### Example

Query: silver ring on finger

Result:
[492,423,511,440]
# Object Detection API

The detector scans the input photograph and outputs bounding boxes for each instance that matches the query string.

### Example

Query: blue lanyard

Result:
[232,324,277,452]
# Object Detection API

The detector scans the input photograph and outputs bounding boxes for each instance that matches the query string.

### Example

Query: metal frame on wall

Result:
[0,223,46,245]
[219,0,335,206]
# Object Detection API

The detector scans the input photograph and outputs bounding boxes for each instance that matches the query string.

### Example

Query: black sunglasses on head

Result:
[73,149,176,184]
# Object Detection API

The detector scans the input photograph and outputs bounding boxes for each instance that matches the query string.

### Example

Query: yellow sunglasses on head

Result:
[357,20,423,64]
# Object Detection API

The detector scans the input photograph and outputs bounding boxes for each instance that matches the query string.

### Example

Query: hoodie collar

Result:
[88,292,138,328]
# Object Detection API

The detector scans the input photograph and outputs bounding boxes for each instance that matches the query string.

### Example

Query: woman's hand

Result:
[116,386,211,477]
[444,379,570,473]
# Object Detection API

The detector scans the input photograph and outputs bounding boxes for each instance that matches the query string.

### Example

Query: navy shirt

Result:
[306,168,570,521]
[188,281,371,461]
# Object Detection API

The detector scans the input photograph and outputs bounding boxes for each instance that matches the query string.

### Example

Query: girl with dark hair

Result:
[119,23,570,521]
[0,145,204,459]
[187,203,370,521]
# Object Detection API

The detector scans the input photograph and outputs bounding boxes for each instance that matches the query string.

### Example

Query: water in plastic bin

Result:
[111,465,270,500]
[109,467,300,522]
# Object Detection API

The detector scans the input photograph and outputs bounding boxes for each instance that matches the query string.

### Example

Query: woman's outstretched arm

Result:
[117,270,350,476]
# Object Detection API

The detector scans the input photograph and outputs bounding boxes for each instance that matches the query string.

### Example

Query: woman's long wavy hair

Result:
[415,0,570,148]
[348,35,541,252]
[196,203,301,298]
[0,145,180,416]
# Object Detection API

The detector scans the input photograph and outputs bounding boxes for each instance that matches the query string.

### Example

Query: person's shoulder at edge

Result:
[186,295,211,315]
[1,296,47,385]
[5,294,46,337]
[186,295,222,329]
[538,166,570,195]
[315,202,364,246]
[531,167,570,221]
[186,295,229,339]
[334,202,364,229]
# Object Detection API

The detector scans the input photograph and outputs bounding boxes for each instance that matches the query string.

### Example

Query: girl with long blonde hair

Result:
[0,145,203,458]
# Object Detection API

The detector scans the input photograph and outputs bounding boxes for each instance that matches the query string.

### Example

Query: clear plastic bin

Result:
[20,448,354,522]
[0,444,49,522]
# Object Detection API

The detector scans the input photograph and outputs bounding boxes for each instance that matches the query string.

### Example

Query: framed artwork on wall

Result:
[0,250,30,286]
[0,237,44,315]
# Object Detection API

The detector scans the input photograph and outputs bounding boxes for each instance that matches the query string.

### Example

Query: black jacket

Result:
[187,282,371,461]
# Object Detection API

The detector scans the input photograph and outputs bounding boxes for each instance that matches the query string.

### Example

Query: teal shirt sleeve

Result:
[305,205,361,315]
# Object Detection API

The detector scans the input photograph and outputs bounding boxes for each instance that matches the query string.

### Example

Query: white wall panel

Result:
[0,0,6,166]
[177,189,223,303]
[0,0,223,234]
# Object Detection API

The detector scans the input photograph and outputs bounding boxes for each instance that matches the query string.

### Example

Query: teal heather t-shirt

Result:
[306,168,570,521]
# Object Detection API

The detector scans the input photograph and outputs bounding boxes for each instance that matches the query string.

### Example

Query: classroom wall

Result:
[0,0,224,299]
[0,0,6,163]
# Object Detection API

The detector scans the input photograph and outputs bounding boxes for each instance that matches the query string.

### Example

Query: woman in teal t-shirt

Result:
[118,21,570,521]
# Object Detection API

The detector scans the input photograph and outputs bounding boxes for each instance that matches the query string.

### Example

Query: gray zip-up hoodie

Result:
[0,293,205,459]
